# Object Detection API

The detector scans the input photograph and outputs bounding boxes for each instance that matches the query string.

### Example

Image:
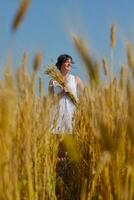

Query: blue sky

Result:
[0,0,134,93]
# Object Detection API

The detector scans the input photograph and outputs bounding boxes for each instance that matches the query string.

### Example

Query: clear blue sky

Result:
[0,0,134,93]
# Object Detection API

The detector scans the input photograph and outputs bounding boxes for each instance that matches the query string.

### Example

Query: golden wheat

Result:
[12,0,31,31]
[45,66,78,106]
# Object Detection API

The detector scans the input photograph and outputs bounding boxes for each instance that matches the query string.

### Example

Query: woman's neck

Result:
[60,70,69,80]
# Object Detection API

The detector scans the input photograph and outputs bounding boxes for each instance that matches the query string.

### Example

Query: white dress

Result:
[51,74,77,133]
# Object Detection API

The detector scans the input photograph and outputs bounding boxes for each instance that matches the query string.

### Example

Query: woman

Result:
[49,54,84,133]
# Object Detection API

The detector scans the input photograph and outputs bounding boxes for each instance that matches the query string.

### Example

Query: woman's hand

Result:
[60,87,68,97]
[50,79,69,98]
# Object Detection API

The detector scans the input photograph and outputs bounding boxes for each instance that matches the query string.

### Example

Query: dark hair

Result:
[55,54,74,70]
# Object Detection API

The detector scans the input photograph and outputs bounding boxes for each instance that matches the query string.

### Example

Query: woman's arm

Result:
[49,79,66,98]
[48,79,54,96]
[75,76,85,92]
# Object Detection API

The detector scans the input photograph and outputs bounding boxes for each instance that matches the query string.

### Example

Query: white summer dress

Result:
[51,74,77,133]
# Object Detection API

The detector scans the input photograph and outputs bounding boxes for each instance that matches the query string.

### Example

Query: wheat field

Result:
[0,1,134,200]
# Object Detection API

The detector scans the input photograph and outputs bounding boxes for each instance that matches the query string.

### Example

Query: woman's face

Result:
[60,58,72,72]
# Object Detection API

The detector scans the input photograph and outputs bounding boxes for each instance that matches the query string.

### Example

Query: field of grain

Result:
[0,1,134,200]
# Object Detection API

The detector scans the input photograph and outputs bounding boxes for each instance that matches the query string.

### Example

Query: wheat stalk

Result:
[110,24,117,49]
[72,34,100,86]
[33,52,42,72]
[102,56,108,76]
[12,0,31,31]
[45,66,78,106]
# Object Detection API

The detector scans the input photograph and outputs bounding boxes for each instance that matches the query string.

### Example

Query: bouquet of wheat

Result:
[45,66,78,106]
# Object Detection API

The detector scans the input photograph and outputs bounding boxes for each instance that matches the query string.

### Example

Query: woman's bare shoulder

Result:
[75,76,85,92]
[75,76,81,82]
[75,76,83,85]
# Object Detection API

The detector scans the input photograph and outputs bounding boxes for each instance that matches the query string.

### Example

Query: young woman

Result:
[49,54,84,133]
